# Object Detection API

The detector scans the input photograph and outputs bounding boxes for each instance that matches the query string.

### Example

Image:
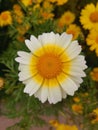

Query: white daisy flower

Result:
[15,32,87,104]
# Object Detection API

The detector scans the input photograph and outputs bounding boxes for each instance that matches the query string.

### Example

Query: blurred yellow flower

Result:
[91,108,98,124]
[90,68,98,81]
[80,3,98,30]
[17,35,25,42]
[43,1,53,11]
[86,30,98,56]
[17,24,30,35]
[13,4,24,24]
[49,0,68,5]
[49,120,59,127]
[58,11,75,28]
[0,77,4,89]
[66,24,81,40]
[82,92,89,97]
[41,11,54,20]
[72,104,83,114]
[73,97,80,103]
[50,120,78,130]
[20,0,32,6]
[0,11,12,27]
[56,124,78,130]
[13,4,21,11]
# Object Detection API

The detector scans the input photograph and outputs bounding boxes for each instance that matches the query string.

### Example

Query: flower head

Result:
[66,24,81,40]
[91,108,98,124]
[86,30,98,56]
[13,4,24,24]
[80,3,98,30]
[15,32,87,104]
[49,120,78,130]
[0,11,12,27]
[56,124,78,130]
[58,11,75,28]
[73,96,80,103]
[20,0,32,6]
[72,104,83,114]
[0,77,4,89]
[90,68,98,81]
[49,0,68,5]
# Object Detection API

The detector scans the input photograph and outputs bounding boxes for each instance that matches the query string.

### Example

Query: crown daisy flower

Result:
[0,11,12,27]
[15,32,87,104]
[80,3,98,30]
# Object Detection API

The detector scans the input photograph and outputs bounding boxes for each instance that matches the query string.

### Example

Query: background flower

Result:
[86,29,98,56]
[80,3,98,30]
[0,11,12,27]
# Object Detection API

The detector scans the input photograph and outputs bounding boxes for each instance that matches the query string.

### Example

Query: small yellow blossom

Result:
[90,68,98,81]
[17,24,30,35]
[49,0,68,5]
[17,35,25,42]
[49,120,59,127]
[66,24,81,40]
[20,0,32,7]
[58,11,75,28]
[41,11,54,20]
[91,108,98,124]
[0,11,12,27]
[13,4,21,11]
[80,3,98,30]
[56,124,78,130]
[72,104,83,114]
[43,1,53,11]
[50,120,78,130]
[86,30,98,56]
[13,4,24,24]
[82,92,89,97]
[0,77,4,89]
[73,97,80,103]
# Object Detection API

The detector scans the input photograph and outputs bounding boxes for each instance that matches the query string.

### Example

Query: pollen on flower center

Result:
[90,11,98,23]
[37,53,63,79]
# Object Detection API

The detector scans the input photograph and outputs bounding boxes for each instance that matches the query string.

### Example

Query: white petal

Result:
[15,56,31,64]
[38,32,56,45]
[18,63,25,71]
[40,86,48,103]
[48,84,62,104]
[59,76,78,96]
[17,51,32,58]
[61,88,67,99]
[34,88,41,100]
[18,64,29,71]
[63,68,86,77]
[70,76,83,88]
[59,32,73,49]
[72,55,87,70]
[15,51,32,64]
[25,36,42,53]
[18,70,32,81]
[24,78,41,96]
[34,85,48,103]
[65,41,82,60]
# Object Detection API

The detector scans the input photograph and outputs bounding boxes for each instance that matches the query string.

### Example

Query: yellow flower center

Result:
[37,53,63,79]
[1,13,9,20]
[90,11,98,23]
